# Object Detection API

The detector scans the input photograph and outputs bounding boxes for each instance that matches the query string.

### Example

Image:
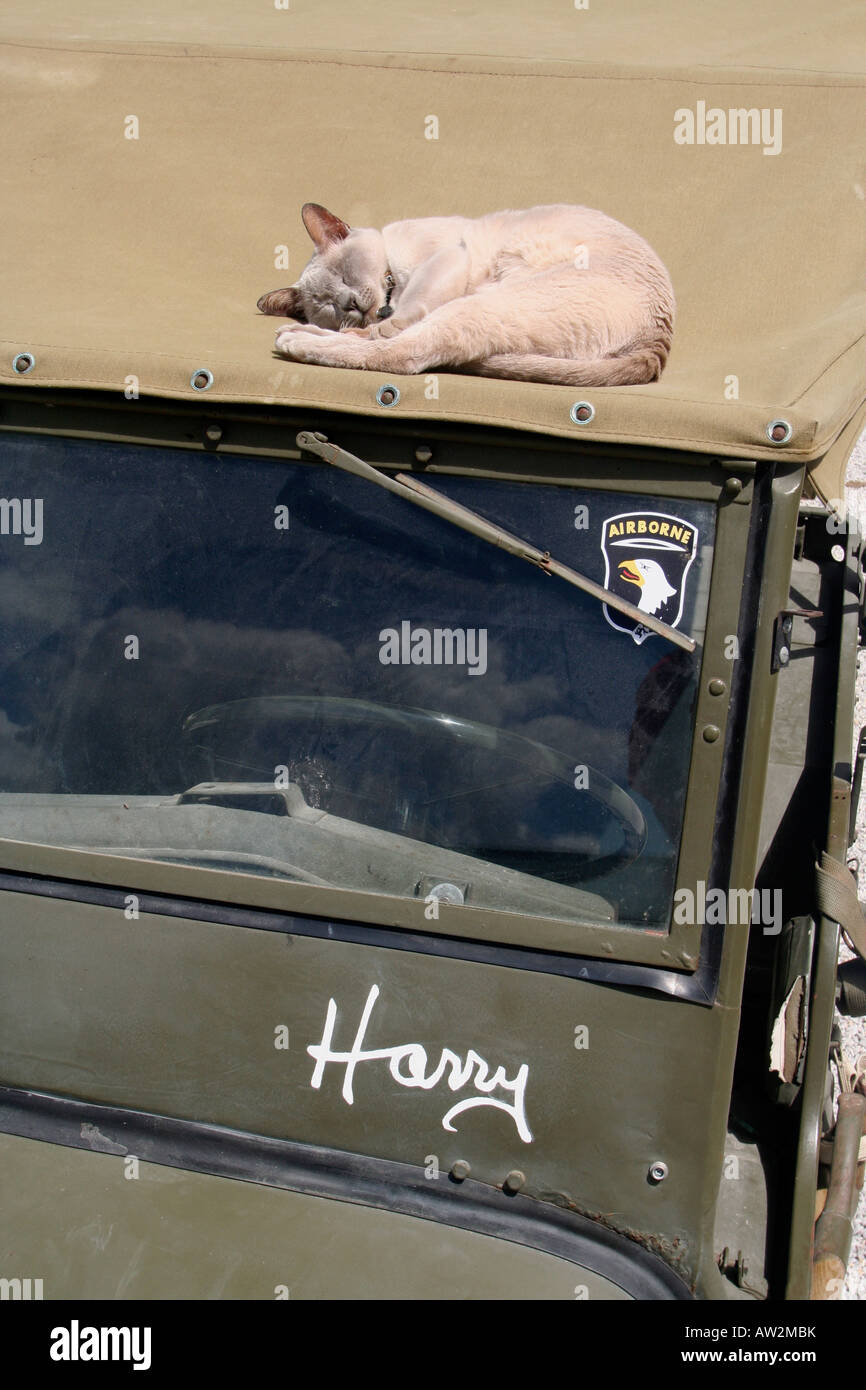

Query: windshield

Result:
[0,431,715,928]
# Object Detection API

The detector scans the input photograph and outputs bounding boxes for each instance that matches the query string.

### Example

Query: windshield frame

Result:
[0,397,755,975]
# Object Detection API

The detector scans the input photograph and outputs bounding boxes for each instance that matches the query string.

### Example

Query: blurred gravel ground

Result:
[840,433,866,1300]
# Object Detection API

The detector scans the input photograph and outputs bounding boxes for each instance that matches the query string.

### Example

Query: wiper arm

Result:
[297,431,696,653]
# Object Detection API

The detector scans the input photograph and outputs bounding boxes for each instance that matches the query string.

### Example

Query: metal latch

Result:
[771,608,823,672]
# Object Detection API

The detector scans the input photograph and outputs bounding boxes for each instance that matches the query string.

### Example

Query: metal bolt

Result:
[648,1161,668,1183]
[702,725,721,743]
[708,678,726,696]
[450,1160,471,1182]
[414,445,433,465]
[503,1170,526,1195]
[204,424,223,443]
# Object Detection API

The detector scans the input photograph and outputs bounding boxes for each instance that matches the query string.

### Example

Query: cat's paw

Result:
[341,319,405,341]
[274,324,334,355]
[277,322,333,337]
[277,330,370,368]
[365,317,406,340]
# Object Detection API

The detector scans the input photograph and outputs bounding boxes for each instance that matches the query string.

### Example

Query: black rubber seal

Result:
[0,1084,692,1301]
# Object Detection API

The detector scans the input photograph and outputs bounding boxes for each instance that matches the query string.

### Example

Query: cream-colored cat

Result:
[259,203,674,386]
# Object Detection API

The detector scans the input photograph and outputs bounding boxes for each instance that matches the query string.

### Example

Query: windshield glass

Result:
[0,432,715,928]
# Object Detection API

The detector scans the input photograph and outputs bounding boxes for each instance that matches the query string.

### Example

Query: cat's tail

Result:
[469,345,668,387]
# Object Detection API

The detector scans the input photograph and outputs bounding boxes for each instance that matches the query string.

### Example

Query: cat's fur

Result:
[259,203,674,386]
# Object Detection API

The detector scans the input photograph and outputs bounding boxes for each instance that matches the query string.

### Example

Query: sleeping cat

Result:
[258,203,674,386]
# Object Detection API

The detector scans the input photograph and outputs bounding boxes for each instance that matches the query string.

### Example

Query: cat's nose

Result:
[376,304,394,320]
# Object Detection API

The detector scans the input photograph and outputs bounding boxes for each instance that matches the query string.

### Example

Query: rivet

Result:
[778,646,790,666]
[503,1170,526,1195]
[450,1160,471,1183]
[570,401,595,425]
[766,419,793,444]
[702,725,721,743]
[12,352,35,375]
[723,477,743,496]
[191,368,214,392]
[708,678,726,696]
[648,1161,669,1184]
[204,424,223,443]
[376,383,400,408]
[414,445,433,465]
[831,544,845,563]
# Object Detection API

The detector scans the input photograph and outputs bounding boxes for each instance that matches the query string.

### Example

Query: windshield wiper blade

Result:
[297,430,696,653]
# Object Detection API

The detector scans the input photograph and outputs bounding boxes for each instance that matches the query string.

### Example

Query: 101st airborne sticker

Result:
[600,512,698,644]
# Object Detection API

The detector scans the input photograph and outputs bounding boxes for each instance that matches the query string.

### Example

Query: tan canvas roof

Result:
[1,1,865,488]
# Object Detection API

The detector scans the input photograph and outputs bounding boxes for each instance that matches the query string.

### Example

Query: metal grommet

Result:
[376,383,400,408]
[648,1161,668,1184]
[190,368,214,392]
[570,401,595,425]
[766,418,792,444]
[12,352,35,375]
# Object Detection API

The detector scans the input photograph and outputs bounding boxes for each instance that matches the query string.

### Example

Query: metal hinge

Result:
[771,608,823,672]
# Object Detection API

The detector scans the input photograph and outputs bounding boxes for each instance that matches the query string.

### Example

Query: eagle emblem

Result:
[600,512,698,644]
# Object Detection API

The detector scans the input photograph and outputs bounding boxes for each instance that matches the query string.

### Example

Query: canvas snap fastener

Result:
[766,419,793,444]
[570,401,595,424]
[190,368,214,391]
[12,352,35,375]
[376,384,400,408]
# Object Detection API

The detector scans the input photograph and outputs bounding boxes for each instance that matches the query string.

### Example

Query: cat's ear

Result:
[257,285,306,320]
[301,203,351,251]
